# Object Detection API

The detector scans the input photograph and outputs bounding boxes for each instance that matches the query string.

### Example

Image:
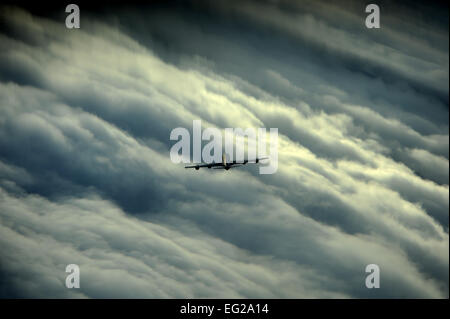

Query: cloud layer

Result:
[0,1,448,298]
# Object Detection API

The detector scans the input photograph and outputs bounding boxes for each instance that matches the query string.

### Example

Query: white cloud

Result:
[0,5,448,298]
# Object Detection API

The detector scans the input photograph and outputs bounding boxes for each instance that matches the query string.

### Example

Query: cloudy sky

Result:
[0,0,448,298]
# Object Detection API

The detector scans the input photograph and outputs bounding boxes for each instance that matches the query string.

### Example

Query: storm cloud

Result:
[0,0,448,298]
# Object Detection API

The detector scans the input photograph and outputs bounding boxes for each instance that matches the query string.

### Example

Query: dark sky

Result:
[0,0,448,298]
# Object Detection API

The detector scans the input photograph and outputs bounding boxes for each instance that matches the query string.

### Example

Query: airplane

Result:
[185,154,269,170]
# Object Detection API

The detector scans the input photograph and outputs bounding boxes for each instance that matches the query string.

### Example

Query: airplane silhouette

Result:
[185,154,269,170]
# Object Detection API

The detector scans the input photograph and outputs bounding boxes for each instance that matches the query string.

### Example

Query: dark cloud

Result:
[0,1,448,298]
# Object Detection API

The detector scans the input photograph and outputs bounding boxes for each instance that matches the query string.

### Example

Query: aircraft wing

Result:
[229,157,269,165]
[185,157,269,169]
[185,162,223,169]
[212,164,243,169]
